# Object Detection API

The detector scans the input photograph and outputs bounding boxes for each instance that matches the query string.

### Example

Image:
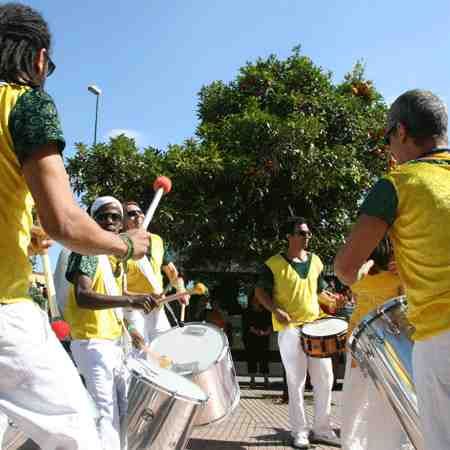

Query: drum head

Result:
[302,318,348,336]
[149,323,226,373]
[127,356,207,403]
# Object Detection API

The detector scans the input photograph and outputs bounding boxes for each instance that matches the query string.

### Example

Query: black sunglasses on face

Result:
[294,230,312,238]
[95,212,122,223]
[383,123,397,146]
[127,209,143,219]
[45,51,56,77]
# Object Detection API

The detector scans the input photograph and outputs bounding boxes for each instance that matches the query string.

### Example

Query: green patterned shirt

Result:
[9,88,65,164]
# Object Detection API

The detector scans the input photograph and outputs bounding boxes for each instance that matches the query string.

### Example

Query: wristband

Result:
[118,233,134,262]
[127,323,137,333]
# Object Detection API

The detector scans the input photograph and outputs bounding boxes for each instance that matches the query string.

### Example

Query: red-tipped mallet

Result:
[142,176,172,229]
[40,252,71,340]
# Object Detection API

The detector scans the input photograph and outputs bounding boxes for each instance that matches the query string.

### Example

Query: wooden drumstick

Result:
[40,250,71,340]
[157,282,207,307]
[142,176,172,230]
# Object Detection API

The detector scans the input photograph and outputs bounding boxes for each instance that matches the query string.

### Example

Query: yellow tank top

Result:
[126,233,164,294]
[386,153,450,340]
[64,256,123,340]
[266,253,325,331]
[349,271,403,335]
[0,84,34,304]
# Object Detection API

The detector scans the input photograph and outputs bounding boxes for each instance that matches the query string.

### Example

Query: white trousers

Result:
[341,357,413,450]
[278,327,334,435]
[126,307,171,344]
[0,302,101,449]
[71,339,128,450]
[413,330,450,450]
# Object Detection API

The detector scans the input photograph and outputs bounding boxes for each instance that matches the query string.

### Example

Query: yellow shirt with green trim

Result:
[349,271,403,335]
[65,253,123,340]
[359,150,450,340]
[0,83,65,304]
[126,233,167,294]
[261,253,326,331]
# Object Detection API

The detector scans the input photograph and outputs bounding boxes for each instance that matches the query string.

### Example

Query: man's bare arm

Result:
[255,287,291,324]
[334,214,389,286]
[23,145,149,258]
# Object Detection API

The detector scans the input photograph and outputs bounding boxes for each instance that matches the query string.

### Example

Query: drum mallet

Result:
[41,251,71,340]
[142,176,172,230]
[158,283,208,306]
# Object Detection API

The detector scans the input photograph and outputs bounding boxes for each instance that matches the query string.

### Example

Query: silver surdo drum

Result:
[149,322,240,426]
[127,356,208,450]
[348,296,425,450]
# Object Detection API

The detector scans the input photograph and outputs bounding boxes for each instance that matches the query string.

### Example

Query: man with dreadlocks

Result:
[0,3,150,449]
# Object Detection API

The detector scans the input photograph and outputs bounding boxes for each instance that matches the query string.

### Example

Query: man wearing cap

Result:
[65,196,155,450]
[255,217,340,449]
[335,89,450,450]
[0,4,149,449]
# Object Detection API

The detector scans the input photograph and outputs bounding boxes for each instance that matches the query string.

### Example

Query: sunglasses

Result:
[127,209,143,219]
[293,230,312,238]
[45,52,56,77]
[95,212,123,223]
[383,123,397,146]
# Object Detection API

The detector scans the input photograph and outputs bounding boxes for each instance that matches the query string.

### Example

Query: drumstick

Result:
[157,282,207,307]
[34,220,71,340]
[40,251,71,340]
[142,176,172,230]
[175,277,187,322]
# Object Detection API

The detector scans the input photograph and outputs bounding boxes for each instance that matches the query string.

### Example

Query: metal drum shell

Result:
[189,343,240,426]
[348,296,425,450]
[149,322,240,427]
[127,368,205,450]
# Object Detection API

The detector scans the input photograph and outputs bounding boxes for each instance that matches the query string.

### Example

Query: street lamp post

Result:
[88,84,102,146]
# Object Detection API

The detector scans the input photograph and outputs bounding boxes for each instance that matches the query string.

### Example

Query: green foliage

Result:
[66,48,388,266]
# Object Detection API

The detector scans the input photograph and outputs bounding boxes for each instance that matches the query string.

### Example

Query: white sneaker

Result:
[311,429,340,447]
[292,431,310,449]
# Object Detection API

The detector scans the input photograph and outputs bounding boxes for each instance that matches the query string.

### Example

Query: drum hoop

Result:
[351,295,406,341]
[131,369,207,403]
[301,317,348,338]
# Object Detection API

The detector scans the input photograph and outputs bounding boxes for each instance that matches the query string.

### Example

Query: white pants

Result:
[126,307,171,344]
[341,356,413,450]
[278,327,334,435]
[413,330,450,450]
[0,302,101,449]
[71,339,128,450]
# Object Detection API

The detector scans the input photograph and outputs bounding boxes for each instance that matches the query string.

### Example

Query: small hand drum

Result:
[300,317,348,358]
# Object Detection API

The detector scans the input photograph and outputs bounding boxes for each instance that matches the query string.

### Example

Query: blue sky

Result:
[26,0,450,268]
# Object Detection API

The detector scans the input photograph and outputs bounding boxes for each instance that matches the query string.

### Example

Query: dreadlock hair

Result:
[369,236,393,271]
[0,3,51,87]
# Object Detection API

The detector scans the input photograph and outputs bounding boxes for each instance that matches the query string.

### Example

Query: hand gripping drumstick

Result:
[142,176,172,230]
[40,252,71,340]
[157,282,207,307]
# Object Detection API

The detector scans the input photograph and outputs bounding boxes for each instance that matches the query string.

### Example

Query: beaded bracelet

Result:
[118,232,134,262]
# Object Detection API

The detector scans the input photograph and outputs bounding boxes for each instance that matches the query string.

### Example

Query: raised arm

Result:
[23,145,149,258]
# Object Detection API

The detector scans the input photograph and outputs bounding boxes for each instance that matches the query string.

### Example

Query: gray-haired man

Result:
[335,89,450,450]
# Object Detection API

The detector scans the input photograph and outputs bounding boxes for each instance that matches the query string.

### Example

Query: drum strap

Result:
[98,255,132,357]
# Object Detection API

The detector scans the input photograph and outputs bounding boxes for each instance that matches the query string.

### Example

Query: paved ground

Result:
[4,379,343,449]
[188,379,342,450]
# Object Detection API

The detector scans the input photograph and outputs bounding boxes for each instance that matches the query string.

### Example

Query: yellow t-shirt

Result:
[386,154,450,340]
[126,233,165,294]
[64,254,123,340]
[0,83,65,304]
[349,271,403,335]
[266,253,325,331]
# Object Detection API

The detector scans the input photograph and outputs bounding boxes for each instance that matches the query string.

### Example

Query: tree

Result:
[66,48,388,268]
